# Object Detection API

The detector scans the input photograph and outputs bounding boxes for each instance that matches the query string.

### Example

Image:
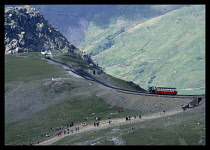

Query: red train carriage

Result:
[148,86,177,95]
[45,54,51,59]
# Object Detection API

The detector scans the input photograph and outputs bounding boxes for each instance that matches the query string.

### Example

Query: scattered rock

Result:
[4,6,79,55]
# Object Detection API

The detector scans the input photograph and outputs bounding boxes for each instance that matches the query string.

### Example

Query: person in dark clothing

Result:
[128,116,131,120]
[163,110,166,114]
[126,117,128,121]
[139,115,141,119]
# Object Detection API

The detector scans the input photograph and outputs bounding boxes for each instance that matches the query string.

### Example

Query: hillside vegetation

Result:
[5,53,205,145]
[5,54,148,145]
[79,5,205,95]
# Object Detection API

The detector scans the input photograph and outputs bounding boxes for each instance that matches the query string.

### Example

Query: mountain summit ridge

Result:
[4,6,78,55]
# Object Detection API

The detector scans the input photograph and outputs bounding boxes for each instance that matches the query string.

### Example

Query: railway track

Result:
[18,54,205,100]
[116,89,205,99]
[46,57,205,99]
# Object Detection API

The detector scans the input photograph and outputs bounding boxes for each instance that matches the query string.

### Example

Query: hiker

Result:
[118,110,121,113]
[64,130,66,134]
[97,122,100,126]
[126,117,128,121]
[163,110,166,114]
[182,106,186,111]
[134,116,136,119]
[109,120,111,124]
[128,116,131,120]
[94,122,96,126]
[139,115,141,119]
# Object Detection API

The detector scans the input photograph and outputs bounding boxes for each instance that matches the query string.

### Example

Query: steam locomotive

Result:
[148,86,178,95]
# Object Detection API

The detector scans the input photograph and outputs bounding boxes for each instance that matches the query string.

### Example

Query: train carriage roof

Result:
[156,87,176,89]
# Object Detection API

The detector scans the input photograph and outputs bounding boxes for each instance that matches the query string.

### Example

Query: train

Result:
[45,54,51,59]
[148,86,178,95]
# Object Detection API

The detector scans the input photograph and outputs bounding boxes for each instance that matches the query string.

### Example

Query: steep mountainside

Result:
[5,5,185,46]
[79,5,205,95]
[4,6,80,55]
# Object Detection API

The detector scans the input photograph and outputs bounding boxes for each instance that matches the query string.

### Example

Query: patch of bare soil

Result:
[96,89,192,112]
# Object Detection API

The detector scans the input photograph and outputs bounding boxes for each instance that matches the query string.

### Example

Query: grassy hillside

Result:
[5,53,205,145]
[5,53,148,145]
[79,5,205,95]
[53,105,205,145]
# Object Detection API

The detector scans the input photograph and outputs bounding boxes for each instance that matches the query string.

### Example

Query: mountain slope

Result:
[4,6,79,55]
[79,5,205,95]
[5,5,186,46]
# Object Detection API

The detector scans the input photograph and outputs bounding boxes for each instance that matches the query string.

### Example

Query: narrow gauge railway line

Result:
[116,90,205,99]
[46,59,205,98]
[17,54,205,99]
[47,57,205,99]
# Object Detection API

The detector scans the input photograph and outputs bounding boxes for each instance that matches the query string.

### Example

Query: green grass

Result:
[5,95,150,145]
[80,5,205,95]
[55,55,88,68]
[53,109,205,145]
[5,54,69,83]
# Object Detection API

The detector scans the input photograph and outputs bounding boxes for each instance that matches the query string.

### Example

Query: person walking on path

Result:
[163,110,166,114]
[139,115,141,119]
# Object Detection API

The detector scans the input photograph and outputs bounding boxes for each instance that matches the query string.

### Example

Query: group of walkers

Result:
[94,122,100,126]
[67,122,74,127]
[38,113,144,144]
[126,115,141,121]
[57,126,80,136]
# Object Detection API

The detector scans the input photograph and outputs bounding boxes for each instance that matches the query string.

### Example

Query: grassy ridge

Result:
[79,5,205,95]
[5,54,149,145]
[5,54,69,83]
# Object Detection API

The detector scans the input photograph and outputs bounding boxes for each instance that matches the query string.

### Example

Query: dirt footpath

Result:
[36,109,183,145]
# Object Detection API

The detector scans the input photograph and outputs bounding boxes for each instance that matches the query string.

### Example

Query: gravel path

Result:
[36,109,183,145]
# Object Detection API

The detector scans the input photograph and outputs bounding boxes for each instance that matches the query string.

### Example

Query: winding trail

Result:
[36,109,183,145]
